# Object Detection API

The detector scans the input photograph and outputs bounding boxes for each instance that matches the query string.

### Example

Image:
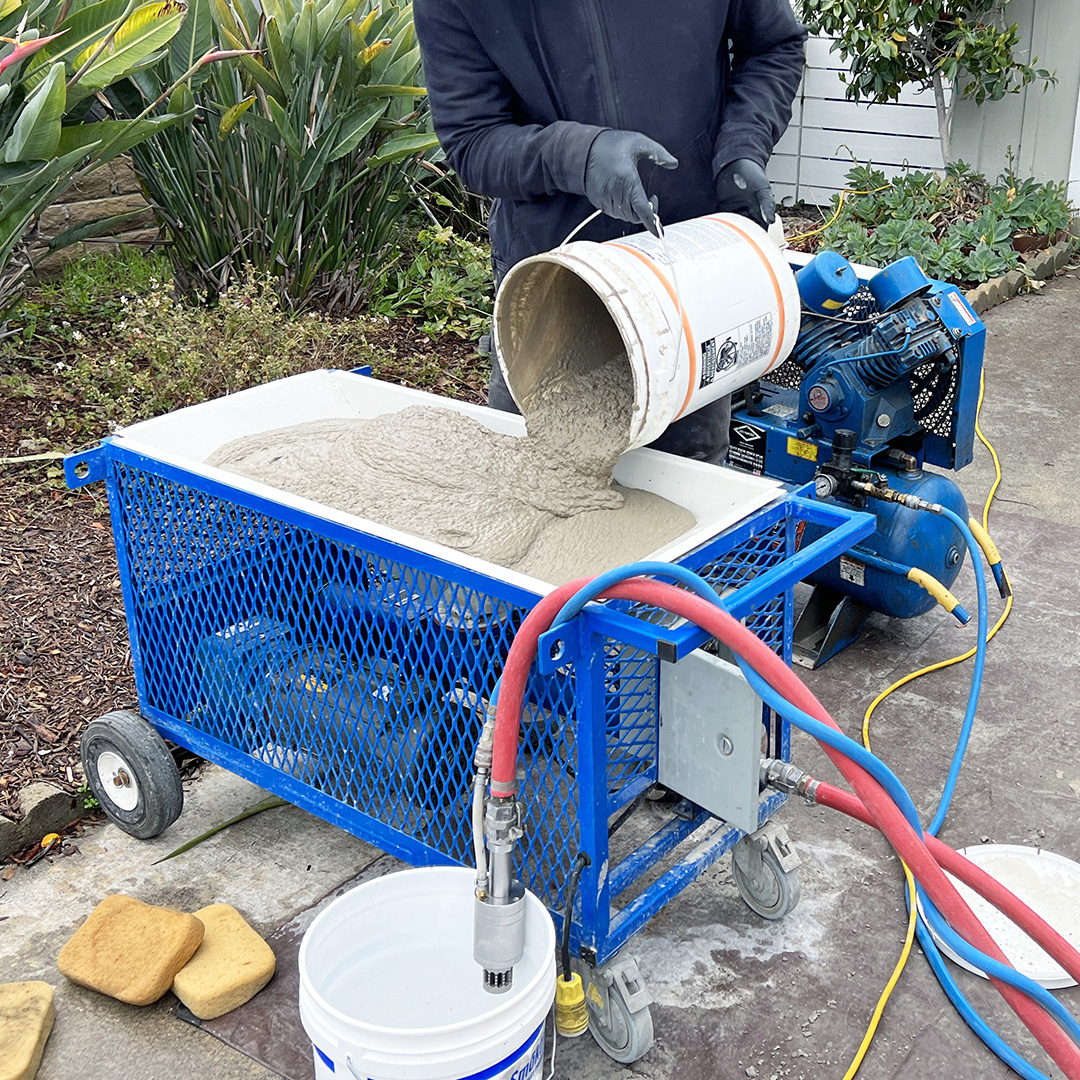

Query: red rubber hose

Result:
[816,781,1080,985]
[491,578,590,796]
[490,577,1080,1077]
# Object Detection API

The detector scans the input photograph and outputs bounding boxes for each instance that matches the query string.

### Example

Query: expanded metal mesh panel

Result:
[110,461,789,913]
[603,643,658,797]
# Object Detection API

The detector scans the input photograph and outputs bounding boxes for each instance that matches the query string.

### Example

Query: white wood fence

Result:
[769,37,949,205]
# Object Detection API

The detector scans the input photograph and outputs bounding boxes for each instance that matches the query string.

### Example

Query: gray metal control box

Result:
[658,648,764,834]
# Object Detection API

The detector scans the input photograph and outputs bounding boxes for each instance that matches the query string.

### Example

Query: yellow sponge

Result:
[0,981,55,1080]
[57,895,204,1006]
[171,904,276,1020]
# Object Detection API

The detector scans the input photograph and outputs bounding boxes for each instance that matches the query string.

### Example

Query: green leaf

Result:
[47,206,148,250]
[0,159,49,184]
[265,16,292,84]
[169,0,213,86]
[238,52,284,101]
[151,796,288,864]
[314,0,349,48]
[353,82,423,99]
[266,93,302,157]
[24,0,136,91]
[297,118,338,190]
[2,62,65,163]
[364,130,437,169]
[327,98,385,160]
[55,114,180,164]
[218,93,255,137]
[168,81,194,114]
[208,0,244,46]
[68,0,185,103]
[291,0,317,70]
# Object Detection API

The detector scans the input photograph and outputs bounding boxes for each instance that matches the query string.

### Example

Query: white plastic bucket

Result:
[493,213,801,450]
[298,867,556,1080]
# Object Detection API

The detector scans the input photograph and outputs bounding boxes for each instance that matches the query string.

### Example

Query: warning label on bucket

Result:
[728,420,767,474]
[700,336,739,387]
[733,313,774,366]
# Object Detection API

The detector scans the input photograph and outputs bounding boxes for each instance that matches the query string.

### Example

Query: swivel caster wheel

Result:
[732,821,802,920]
[575,953,654,1063]
[81,710,183,839]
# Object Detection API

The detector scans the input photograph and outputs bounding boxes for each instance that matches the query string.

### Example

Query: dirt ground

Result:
[0,319,486,823]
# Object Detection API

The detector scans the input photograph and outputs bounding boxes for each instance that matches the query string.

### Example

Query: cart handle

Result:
[64,445,107,488]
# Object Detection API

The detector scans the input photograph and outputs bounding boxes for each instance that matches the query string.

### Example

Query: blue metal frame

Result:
[69,432,874,969]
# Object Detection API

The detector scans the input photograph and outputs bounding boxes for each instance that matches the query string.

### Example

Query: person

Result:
[413,0,807,465]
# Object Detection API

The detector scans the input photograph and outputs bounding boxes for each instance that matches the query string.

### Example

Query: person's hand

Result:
[584,130,677,235]
[715,158,776,231]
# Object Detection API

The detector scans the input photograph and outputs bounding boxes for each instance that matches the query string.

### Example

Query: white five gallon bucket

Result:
[493,213,801,450]
[298,867,556,1080]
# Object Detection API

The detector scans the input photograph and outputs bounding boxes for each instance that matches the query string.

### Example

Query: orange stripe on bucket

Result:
[705,216,787,372]
[609,243,699,419]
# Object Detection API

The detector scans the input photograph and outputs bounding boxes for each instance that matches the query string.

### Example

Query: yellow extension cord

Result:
[785,185,892,245]
[839,368,1014,1080]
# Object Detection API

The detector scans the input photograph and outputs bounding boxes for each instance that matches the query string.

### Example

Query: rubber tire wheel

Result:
[587,980,654,1064]
[81,710,183,839]
[733,847,802,920]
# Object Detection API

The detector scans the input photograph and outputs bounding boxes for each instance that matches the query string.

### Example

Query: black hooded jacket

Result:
[413,0,807,275]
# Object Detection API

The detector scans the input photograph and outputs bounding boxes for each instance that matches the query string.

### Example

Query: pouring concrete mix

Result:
[208,350,696,585]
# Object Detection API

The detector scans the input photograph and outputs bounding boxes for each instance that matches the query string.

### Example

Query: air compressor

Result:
[726,251,989,666]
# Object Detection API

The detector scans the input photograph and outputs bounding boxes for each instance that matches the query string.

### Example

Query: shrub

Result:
[0,0,197,320]
[800,1,1055,162]
[368,225,492,338]
[809,162,1074,286]
[124,0,438,311]
[63,269,374,429]
[12,260,485,444]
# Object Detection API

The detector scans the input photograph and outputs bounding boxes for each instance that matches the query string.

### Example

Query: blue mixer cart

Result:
[66,370,873,1060]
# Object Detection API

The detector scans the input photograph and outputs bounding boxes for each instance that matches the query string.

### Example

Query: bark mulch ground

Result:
[0,393,134,822]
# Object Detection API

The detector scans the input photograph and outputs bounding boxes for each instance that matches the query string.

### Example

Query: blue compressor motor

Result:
[727,253,986,666]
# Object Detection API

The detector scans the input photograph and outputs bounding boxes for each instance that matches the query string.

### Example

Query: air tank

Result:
[804,466,970,619]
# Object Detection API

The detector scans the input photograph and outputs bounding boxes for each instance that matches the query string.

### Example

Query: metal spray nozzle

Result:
[473,796,526,993]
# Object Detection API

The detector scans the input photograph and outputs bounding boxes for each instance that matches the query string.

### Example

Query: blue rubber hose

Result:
[926,506,989,837]
[914,906,1051,1080]
[738,660,924,832]
[917,888,1080,1048]
[906,508,1044,1075]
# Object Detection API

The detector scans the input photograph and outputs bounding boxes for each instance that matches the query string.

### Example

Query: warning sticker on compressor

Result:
[727,420,767,474]
[839,554,866,587]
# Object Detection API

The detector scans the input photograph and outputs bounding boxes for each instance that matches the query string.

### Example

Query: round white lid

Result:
[920,844,1080,989]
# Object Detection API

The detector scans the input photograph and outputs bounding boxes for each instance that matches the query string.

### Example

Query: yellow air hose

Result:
[839,368,1013,1080]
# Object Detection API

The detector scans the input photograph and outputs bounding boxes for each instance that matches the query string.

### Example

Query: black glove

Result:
[584,130,677,235]
[715,158,776,231]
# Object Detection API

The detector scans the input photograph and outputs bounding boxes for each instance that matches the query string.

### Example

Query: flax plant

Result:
[126,0,435,311]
